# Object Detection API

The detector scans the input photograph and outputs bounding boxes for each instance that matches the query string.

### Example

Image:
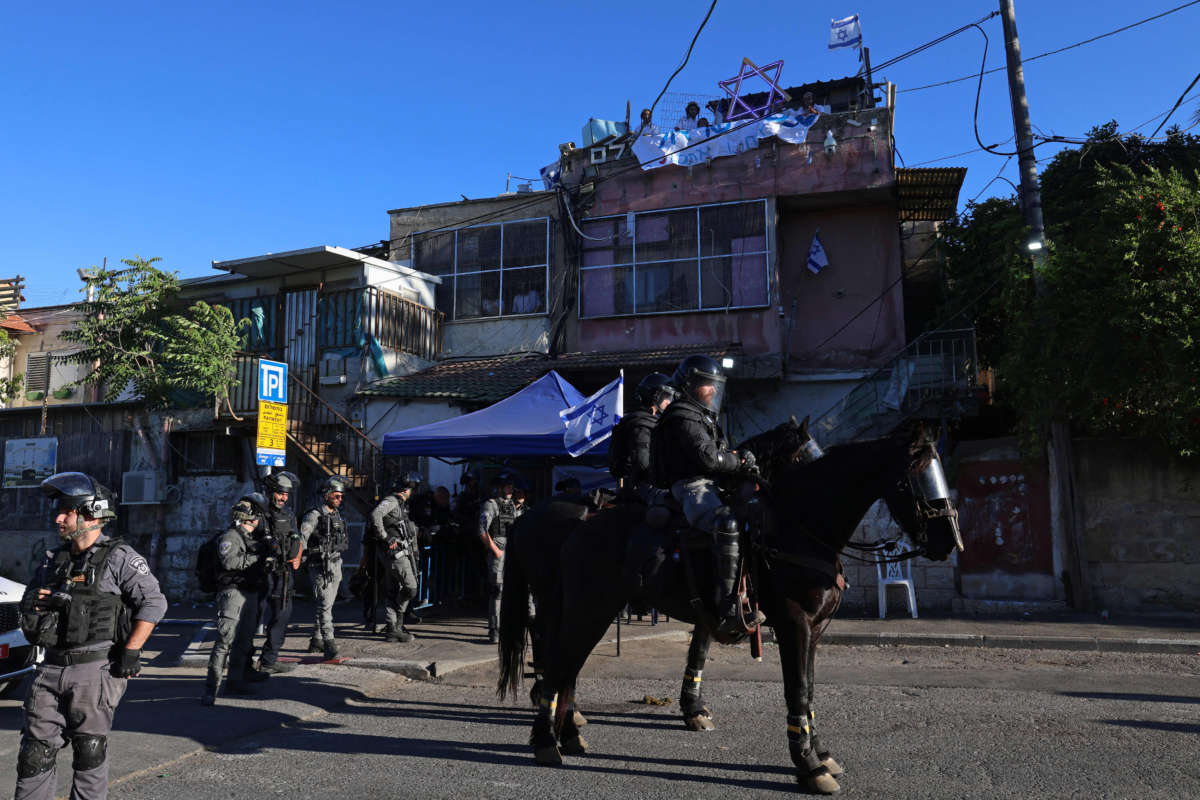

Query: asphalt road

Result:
[100,637,1200,799]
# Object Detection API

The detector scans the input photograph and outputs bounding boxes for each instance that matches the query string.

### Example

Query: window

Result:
[413,218,550,320]
[170,432,240,476]
[579,200,770,318]
[24,352,50,393]
[219,296,276,352]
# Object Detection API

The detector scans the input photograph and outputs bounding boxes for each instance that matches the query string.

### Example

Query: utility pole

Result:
[860,47,876,109]
[998,0,1088,611]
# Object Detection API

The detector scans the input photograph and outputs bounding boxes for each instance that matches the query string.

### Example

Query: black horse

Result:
[498,420,962,794]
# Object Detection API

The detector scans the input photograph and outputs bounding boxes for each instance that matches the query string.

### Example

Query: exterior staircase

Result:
[810,327,979,447]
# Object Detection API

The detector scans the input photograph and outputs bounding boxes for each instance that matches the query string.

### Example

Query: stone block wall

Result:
[836,500,960,616]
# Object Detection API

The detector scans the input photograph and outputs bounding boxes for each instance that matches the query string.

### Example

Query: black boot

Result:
[404,610,423,625]
[323,639,339,659]
[711,508,762,636]
[201,684,218,706]
[384,624,397,642]
[307,637,325,654]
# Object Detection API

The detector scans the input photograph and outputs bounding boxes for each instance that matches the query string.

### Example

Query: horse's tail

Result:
[497,531,530,701]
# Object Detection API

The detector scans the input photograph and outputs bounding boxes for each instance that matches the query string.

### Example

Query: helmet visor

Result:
[692,376,726,415]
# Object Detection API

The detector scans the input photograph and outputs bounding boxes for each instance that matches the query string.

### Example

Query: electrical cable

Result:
[967,23,1022,157]
[969,155,1014,202]
[901,0,1200,93]
[863,11,999,75]
[647,0,718,123]
[1148,71,1200,140]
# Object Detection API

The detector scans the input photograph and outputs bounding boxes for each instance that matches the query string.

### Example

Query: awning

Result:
[212,245,441,283]
[381,370,606,457]
[0,312,36,334]
[897,167,968,221]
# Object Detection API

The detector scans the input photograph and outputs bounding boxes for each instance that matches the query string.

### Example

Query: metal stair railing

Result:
[286,373,381,509]
[811,327,978,447]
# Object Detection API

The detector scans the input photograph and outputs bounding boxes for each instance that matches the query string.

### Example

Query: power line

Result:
[647,0,718,122]
[1149,71,1200,139]
[900,0,1200,93]
[864,11,999,75]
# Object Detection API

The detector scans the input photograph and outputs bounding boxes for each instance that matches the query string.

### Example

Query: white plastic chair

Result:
[876,546,918,619]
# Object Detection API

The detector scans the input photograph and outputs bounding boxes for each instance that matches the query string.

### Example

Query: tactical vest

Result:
[382,499,411,551]
[489,498,517,541]
[36,539,128,650]
[315,510,349,554]
[608,409,657,484]
[216,528,257,589]
[268,507,301,560]
[650,398,730,488]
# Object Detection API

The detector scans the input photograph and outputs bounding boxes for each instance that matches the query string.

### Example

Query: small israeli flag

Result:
[829,14,863,50]
[807,231,831,275]
[561,372,624,457]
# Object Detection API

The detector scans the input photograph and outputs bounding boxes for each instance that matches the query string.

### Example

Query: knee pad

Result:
[71,735,107,772]
[17,737,58,779]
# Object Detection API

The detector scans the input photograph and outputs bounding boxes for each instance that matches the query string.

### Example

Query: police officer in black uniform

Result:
[609,372,678,493]
[370,473,422,643]
[300,476,349,658]
[650,355,763,636]
[478,472,522,644]
[202,493,271,705]
[258,470,302,674]
[15,472,168,800]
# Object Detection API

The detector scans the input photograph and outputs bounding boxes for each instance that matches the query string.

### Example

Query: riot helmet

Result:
[264,470,299,495]
[239,492,269,517]
[320,476,349,498]
[41,472,117,523]
[392,472,421,494]
[672,354,727,415]
[491,471,516,498]
[232,493,267,524]
[635,372,679,410]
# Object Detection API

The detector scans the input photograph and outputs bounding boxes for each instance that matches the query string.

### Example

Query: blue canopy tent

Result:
[381,370,609,458]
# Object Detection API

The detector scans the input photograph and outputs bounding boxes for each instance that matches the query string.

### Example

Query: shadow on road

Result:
[1062,691,1200,705]
[1102,720,1200,734]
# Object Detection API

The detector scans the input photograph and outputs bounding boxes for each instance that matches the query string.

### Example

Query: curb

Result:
[810,631,1200,654]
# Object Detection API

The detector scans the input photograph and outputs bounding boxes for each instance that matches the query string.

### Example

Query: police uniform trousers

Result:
[16,657,128,800]
[206,586,259,689]
[382,551,418,630]
[258,568,295,667]
[671,478,725,532]
[485,536,507,636]
[307,556,342,643]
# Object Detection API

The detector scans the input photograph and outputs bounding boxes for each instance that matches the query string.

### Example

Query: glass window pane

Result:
[455,271,500,319]
[457,225,501,272]
[435,279,454,320]
[580,267,634,317]
[580,218,632,265]
[635,209,697,263]
[414,231,456,276]
[503,267,546,315]
[637,261,698,313]
[700,202,766,257]
[503,221,547,267]
[701,254,768,308]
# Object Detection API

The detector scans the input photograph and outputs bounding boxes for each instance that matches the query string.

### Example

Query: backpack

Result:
[194,531,224,594]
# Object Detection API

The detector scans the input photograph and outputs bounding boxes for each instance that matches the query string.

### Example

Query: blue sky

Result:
[3,0,1197,307]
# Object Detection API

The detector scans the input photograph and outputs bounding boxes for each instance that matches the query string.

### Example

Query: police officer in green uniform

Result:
[478,472,522,645]
[258,471,302,674]
[201,493,272,706]
[15,472,168,800]
[370,473,421,643]
[301,476,349,659]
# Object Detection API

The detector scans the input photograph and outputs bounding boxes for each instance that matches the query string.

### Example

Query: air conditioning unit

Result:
[121,471,165,505]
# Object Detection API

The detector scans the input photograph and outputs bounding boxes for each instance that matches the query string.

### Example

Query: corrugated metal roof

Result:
[897,167,968,221]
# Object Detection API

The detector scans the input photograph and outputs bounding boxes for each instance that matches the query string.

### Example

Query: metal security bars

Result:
[319,287,442,360]
[412,218,552,322]
[578,199,771,318]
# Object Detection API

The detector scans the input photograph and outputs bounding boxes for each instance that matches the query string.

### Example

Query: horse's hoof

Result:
[684,714,716,731]
[560,734,588,755]
[800,769,841,795]
[572,709,588,727]
[534,745,563,766]
[820,755,844,778]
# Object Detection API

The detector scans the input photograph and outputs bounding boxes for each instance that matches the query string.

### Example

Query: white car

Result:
[0,575,42,698]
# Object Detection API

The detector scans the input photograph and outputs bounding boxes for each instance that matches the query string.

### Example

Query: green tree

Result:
[61,257,243,408]
[0,313,21,402]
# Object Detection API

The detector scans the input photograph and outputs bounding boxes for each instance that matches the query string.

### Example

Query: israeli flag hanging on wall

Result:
[808,230,831,275]
[829,14,863,50]
[561,371,624,457]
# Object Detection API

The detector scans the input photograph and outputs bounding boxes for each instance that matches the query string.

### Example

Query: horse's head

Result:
[735,415,824,482]
[881,424,964,562]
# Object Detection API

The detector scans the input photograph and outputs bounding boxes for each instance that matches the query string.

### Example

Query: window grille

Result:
[25,352,50,393]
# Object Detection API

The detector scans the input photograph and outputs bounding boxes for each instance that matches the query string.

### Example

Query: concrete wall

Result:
[4,306,90,409]
[1075,438,1200,613]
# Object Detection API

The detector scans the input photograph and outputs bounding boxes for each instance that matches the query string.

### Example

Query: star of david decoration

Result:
[718,57,792,122]
[589,405,609,426]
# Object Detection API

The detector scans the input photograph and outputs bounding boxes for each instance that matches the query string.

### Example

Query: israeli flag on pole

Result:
[829,14,863,50]
[561,371,624,457]
[807,230,831,274]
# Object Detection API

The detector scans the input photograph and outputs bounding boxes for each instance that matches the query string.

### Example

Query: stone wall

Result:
[836,500,959,616]
[1074,438,1200,613]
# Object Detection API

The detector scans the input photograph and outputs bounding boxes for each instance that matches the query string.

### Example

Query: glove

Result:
[113,648,142,678]
[740,450,757,471]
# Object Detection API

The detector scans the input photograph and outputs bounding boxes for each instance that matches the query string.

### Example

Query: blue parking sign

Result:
[258,359,288,404]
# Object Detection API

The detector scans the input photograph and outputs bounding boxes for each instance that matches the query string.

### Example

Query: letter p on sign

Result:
[258,359,288,404]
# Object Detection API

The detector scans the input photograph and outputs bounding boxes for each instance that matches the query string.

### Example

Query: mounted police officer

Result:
[15,472,168,800]
[258,470,302,674]
[609,372,678,494]
[300,476,349,659]
[478,471,522,645]
[202,493,272,706]
[370,473,421,643]
[650,355,764,636]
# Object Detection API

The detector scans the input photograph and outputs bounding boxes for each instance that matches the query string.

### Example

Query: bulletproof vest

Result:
[489,498,517,540]
[321,511,349,553]
[650,397,729,488]
[383,499,412,550]
[216,528,257,588]
[51,539,128,650]
[268,507,301,560]
[608,409,657,484]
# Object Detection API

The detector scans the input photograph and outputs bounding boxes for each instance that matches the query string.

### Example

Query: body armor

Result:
[650,397,739,488]
[21,539,128,650]
[488,498,517,541]
[383,502,413,554]
[317,511,349,554]
[609,409,657,486]
[268,508,301,561]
